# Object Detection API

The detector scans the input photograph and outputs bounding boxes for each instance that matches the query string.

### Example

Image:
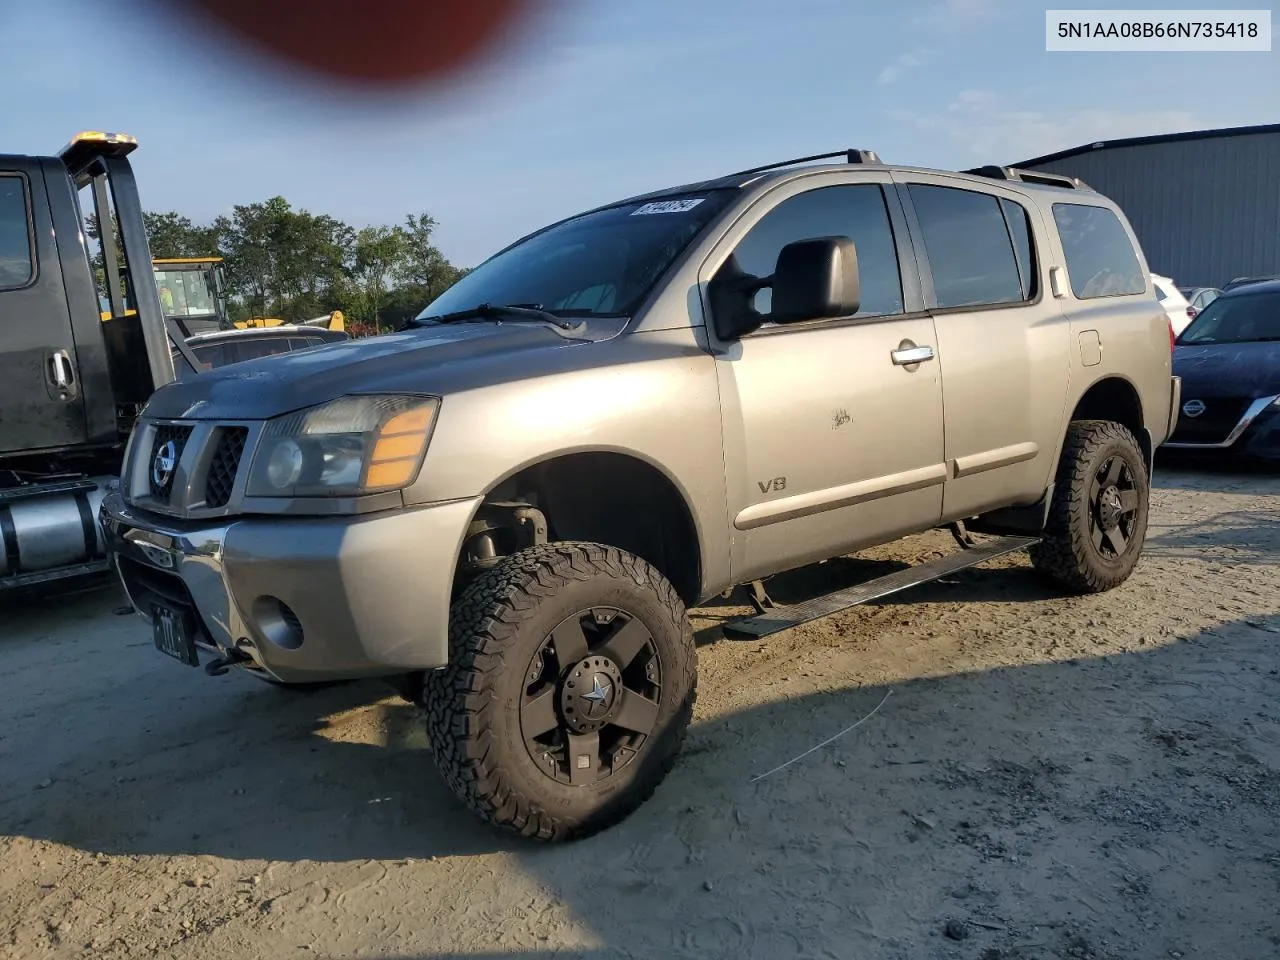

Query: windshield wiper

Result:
[417,302,580,331]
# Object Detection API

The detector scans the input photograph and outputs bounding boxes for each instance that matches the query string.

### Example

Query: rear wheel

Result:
[423,542,696,841]
[1030,420,1150,593]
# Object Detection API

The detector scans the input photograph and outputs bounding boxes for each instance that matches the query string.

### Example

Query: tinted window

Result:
[419,191,735,321]
[0,176,34,289]
[908,185,1026,309]
[227,337,296,364]
[720,184,903,320]
[1000,198,1036,300]
[190,343,225,369]
[1178,290,1280,345]
[1052,203,1145,299]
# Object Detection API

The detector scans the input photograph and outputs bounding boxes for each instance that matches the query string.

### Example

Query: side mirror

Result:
[770,236,860,324]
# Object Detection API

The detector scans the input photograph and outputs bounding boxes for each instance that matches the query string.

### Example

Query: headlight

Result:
[246,395,439,498]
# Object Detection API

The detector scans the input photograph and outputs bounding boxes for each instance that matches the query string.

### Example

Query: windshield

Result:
[154,268,218,317]
[417,191,735,322]
[1178,290,1280,344]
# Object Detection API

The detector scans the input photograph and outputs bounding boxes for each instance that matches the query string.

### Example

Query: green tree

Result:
[143,211,222,259]
[345,225,409,327]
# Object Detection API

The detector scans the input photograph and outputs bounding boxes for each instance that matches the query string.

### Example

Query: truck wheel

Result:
[1030,420,1150,594]
[423,542,696,841]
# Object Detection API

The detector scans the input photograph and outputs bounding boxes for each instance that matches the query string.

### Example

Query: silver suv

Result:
[102,149,1180,841]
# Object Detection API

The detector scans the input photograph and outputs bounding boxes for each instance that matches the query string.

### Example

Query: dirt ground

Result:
[2,464,1279,960]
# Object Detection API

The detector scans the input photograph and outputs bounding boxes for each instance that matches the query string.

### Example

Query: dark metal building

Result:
[1017,124,1280,288]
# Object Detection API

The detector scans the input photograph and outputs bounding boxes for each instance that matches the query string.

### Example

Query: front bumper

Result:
[100,491,481,683]
[1164,394,1280,460]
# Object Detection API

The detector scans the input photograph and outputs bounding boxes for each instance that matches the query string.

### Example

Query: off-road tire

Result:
[1030,419,1150,594]
[423,542,696,841]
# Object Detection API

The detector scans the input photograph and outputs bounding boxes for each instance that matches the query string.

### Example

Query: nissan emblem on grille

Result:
[152,441,178,489]
[1182,399,1206,418]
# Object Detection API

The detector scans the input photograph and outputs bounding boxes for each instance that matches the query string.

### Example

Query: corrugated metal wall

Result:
[1022,131,1280,288]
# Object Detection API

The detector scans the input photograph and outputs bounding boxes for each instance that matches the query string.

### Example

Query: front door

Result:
[893,173,1071,521]
[0,160,87,453]
[704,176,947,583]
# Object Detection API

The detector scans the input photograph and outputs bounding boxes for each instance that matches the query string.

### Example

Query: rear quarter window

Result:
[1052,203,1145,299]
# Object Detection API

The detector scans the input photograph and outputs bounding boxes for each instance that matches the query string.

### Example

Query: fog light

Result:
[252,596,304,650]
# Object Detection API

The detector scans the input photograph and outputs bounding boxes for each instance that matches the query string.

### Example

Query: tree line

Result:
[97,198,470,333]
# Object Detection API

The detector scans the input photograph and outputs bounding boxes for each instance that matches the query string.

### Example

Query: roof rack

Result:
[965,165,1092,191]
[729,149,882,178]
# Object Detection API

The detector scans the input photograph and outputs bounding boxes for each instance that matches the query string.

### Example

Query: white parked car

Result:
[1152,273,1194,335]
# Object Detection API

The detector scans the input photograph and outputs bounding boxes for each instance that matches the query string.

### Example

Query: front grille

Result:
[148,425,193,501]
[205,427,248,508]
[1170,397,1251,445]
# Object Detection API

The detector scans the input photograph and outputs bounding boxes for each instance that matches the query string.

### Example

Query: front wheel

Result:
[1030,420,1150,593]
[423,542,697,841]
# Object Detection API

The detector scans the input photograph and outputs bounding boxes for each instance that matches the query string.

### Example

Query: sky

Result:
[2,0,1276,267]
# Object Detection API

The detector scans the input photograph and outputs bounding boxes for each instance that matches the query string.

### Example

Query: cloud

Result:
[877,50,927,85]
[888,89,1199,163]
[876,0,1001,85]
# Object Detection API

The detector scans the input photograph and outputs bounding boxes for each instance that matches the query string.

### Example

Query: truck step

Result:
[721,535,1040,640]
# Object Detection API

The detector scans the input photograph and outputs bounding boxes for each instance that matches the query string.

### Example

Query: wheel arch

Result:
[461,446,707,607]
[1064,374,1151,471]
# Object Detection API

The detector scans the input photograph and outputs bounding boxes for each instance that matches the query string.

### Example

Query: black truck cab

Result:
[0,133,177,588]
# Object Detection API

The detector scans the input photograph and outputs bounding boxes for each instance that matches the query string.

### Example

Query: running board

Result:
[721,535,1040,640]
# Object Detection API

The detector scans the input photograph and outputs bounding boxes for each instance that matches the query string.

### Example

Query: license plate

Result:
[152,603,199,667]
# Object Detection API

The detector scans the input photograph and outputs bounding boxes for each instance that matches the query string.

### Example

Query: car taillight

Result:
[1186,306,1198,319]
[1168,318,1176,350]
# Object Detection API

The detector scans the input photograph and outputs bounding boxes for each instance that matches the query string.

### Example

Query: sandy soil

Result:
[2,465,1279,960]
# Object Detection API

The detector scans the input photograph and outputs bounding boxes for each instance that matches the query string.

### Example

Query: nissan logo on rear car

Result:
[1182,399,1207,418]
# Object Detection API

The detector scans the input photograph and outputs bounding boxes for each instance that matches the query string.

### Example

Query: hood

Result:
[146,321,612,421]
[1173,340,1280,399]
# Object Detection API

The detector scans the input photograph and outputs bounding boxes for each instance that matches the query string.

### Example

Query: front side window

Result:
[418,191,736,322]
[907,184,1028,309]
[1052,203,1146,299]
[0,176,34,289]
[715,184,904,322]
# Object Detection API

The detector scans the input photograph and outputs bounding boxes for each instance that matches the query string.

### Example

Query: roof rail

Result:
[729,149,882,178]
[966,165,1092,191]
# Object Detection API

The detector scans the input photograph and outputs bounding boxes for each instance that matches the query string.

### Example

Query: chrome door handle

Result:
[50,350,75,388]
[891,345,935,366]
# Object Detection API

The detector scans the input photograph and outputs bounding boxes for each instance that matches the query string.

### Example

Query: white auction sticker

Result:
[1046,9,1271,51]
[631,199,705,215]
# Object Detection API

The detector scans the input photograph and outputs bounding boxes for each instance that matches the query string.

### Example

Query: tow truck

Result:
[0,132,341,590]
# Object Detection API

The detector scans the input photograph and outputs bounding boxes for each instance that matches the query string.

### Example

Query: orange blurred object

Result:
[183,0,535,84]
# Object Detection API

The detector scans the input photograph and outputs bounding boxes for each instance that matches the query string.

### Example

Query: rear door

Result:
[0,159,87,452]
[893,173,1071,520]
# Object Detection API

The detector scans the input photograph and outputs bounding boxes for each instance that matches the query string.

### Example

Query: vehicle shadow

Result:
[6,610,1280,957]
[351,615,1280,959]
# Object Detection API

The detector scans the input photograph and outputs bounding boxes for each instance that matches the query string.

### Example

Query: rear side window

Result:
[1052,203,1145,299]
[1000,198,1037,300]
[190,343,225,370]
[907,185,1029,309]
[0,176,35,289]
[226,337,296,364]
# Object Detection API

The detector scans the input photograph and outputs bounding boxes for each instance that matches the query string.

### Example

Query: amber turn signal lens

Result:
[364,402,437,491]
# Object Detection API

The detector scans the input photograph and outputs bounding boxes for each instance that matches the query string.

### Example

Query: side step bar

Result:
[721,535,1040,640]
